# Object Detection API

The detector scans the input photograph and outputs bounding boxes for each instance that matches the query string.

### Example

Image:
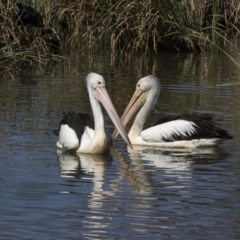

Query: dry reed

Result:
[47,0,240,52]
[1,0,240,78]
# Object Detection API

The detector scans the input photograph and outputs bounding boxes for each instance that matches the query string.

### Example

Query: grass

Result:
[1,0,240,78]
[0,0,62,78]
[48,0,240,52]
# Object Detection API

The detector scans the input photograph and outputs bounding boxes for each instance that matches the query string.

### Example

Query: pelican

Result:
[55,72,131,154]
[113,75,232,148]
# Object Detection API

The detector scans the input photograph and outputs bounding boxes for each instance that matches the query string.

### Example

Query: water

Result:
[0,50,240,240]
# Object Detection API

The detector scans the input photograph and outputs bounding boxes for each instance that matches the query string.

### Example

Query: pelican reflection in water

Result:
[57,150,113,233]
[57,150,112,186]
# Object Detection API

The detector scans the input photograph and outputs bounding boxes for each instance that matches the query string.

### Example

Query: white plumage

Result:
[57,124,79,150]
[141,120,197,142]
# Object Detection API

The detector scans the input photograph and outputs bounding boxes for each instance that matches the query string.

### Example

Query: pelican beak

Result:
[93,87,131,146]
[112,89,146,138]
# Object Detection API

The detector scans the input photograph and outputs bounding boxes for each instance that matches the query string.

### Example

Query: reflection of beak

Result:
[112,89,146,138]
[93,87,131,146]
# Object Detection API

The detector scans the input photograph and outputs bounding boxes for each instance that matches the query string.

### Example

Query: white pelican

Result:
[55,72,131,154]
[113,75,233,148]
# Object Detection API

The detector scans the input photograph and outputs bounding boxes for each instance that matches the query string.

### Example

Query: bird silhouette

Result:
[16,3,44,27]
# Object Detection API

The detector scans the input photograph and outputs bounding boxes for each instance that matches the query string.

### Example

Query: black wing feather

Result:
[153,113,232,142]
[54,111,94,141]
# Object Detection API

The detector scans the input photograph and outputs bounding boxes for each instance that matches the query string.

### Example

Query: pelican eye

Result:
[98,81,101,85]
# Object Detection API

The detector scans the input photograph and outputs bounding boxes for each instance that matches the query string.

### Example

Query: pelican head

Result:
[113,75,160,138]
[86,72,106,90]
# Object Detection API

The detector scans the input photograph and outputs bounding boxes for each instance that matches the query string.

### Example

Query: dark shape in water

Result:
[16,2,44,27]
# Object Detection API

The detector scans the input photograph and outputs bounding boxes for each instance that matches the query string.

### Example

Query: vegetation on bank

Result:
[49,0,240,51]
[1,0,240,77]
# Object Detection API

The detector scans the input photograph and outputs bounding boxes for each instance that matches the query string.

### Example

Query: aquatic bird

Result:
[113,75,232,148]
[55,72,131,154]
[16,3,44,27]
